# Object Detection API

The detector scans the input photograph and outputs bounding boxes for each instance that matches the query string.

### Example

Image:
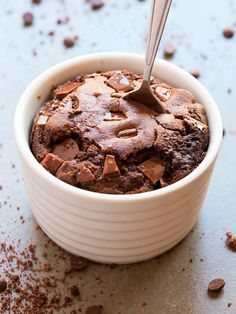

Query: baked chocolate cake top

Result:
[30,70,209,194]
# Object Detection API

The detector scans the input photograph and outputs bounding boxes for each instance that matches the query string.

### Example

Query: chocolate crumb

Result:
[85,305,103,314]
[190,70,200,79]
[70,256,88,271]
[32,0,42,4]
[228,302,232,307]
[223,28,234,39]
[208,278,225,292]
[23,12,34,27]
[88,0,104,10]
[70,285,80,297]
[226,232,236,251]
[0,279,7,293]
[63,37,76,48]
[163,43,176,59]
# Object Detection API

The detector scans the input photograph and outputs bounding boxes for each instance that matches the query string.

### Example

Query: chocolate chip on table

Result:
[70,285,80,297]
[208,278,225,292]
[70,256,89,271]
[23,12,34,27]
[138,157,165,184]
[190,70,200,79]
[63,37,75,48]
[226,232,236,251]
[85,305,103,314]
[88,0,104,10]
[48,30,55,36]
[103,155,120,177]
[0,279,7,293]
[223,28,234,39]
[32,0,41,4]
[163,43,176,59]
[52,138,79,161]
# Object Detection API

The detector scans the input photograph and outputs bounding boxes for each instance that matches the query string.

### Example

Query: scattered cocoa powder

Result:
[0,241,89,313]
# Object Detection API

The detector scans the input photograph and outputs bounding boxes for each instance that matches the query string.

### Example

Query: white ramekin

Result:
[14,53,222,264]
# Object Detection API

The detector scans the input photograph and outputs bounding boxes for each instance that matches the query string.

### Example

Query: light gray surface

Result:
[0,0,236,313]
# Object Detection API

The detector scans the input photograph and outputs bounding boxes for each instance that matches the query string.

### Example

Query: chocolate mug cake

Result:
[30,70,209,194]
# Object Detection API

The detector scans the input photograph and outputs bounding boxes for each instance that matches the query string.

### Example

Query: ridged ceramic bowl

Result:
[14,53,222,264]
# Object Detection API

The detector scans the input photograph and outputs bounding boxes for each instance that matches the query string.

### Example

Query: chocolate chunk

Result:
[37,115,48,126]
[70,256,88,271]
[63,37,75,48]
[184,116,207,131]
[107,72,133,92]
[56,161,77,185]
[103,155,120,176]
[138,157,165,184]
[32,0,41,4]
[88,0,104,10]
[76,163,95,183]
[70,285,80,297]
[111,92,123,98]
[156,114,184,132]
[208,278,225,292]
[44,109,74,140]
[53,81,81,97]
[103,111,127,121]
[188,103,207,124]
[41,153,63,174]
[154,84,171,101]
[85,305,103,314]
[23,12,34,27]
[163,43,176,59]
[223,28,234,39]
[226,232,236,251]
[0,279,7,293]
[52,138,79,161]
[117,128,137,138]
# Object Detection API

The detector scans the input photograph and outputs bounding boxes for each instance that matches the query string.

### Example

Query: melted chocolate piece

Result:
[103,155,120,176]
[52,138,79,161]
[138,157,165,184]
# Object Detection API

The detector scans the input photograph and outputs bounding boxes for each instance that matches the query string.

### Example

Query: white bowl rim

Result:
[14,52,223,204]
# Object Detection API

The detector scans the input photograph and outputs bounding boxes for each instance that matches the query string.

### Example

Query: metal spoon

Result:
[124,0,172,113]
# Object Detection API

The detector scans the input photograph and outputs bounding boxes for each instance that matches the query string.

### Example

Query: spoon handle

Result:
[143,0,172,83]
